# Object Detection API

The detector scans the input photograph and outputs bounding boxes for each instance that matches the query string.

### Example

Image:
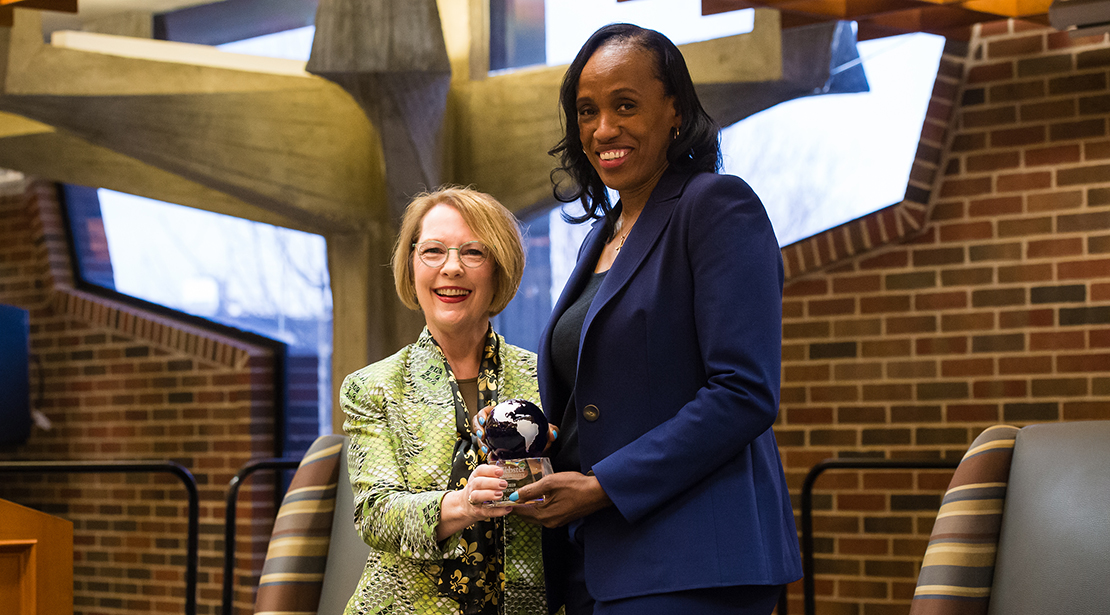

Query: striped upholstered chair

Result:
[253,435,371,615]
[910,421,1110,615]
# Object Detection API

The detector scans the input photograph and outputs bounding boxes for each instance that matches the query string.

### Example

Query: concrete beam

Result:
[0,9,384,234]
[0,128,317,232]
[308,0,452,220]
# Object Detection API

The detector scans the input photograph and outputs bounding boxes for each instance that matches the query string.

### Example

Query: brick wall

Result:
[777,22,1110,615]
[0,180,281,615]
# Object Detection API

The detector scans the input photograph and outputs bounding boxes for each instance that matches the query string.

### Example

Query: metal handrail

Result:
[221,458,300,615]
[800,458,960,615]
[0,460,200,615]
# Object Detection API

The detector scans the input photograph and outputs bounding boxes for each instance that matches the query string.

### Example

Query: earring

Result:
[672,127,681,141]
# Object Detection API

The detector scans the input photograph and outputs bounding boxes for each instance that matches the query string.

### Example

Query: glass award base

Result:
[488,457,553,507]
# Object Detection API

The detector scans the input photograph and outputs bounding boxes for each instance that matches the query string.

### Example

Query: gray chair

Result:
[910,421,1110,615]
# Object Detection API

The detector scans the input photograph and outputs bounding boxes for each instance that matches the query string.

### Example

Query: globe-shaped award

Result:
[485,399,548,459]
[484,399,553,506]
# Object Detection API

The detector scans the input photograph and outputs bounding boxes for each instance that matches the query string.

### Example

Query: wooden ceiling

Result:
[700,0,1053,39]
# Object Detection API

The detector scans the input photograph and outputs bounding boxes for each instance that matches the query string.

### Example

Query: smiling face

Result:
[576,41,681,206]
[413,204,497,340]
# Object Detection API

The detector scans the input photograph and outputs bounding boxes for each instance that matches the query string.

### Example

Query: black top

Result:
[549,270,607,473]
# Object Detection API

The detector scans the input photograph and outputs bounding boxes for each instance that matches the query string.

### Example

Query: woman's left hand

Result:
[471,405,493,450]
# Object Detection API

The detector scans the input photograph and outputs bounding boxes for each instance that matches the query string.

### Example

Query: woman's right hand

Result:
[461,464,511,513]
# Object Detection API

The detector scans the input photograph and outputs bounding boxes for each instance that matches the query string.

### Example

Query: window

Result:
[490,0,546,71]
[721,32,946,246]
[61,186,333,460]
[545,0,754,66]
[490,0,754,74]
[216,25,316,60]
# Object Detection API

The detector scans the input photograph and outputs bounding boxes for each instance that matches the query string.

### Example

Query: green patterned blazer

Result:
[341,328,547,615]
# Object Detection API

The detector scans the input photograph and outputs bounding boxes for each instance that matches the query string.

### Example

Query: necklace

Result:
[613,217,632,253]
[614,229,631,253]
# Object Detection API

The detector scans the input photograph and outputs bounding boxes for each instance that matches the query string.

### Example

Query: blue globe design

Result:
[485,399,547,459]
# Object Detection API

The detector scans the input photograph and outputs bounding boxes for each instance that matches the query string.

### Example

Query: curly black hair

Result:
[549,23,721,236]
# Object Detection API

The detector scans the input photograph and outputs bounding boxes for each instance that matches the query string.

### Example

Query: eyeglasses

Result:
[412,240,490,268]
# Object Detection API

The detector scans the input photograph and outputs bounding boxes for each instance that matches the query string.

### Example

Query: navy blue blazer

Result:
[537,169,802,603]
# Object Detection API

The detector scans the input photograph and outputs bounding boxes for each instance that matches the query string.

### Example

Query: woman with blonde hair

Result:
[341,187,546,615]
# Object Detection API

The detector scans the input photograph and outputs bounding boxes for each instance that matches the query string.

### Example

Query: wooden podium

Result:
[0,499,73,615]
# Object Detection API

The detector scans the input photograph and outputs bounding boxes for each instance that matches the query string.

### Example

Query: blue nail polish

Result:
[552,429,558,440]
[477,429,483,439]
[508,492,519,502]
[481,445,488,454]
[478,416,485,426]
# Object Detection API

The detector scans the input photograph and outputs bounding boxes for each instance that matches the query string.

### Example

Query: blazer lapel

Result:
[579,169,689,349]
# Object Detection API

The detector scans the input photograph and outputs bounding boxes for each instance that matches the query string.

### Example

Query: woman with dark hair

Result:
[507,23,802,615]
[549,23,722,235]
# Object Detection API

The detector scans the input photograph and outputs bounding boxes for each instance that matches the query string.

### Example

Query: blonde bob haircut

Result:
[393,187,525,316]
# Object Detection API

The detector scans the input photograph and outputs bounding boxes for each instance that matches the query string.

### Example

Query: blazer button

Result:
[582,404,600,422]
